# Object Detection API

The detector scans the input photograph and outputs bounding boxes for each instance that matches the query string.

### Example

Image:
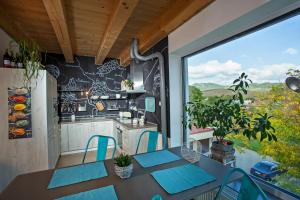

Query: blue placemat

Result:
[56,185,118,200]
[151,164,216,194]
[134,150,181,168]
[48,161,108,189]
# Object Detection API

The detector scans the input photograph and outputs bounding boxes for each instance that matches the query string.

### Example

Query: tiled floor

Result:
[56,148,118,168]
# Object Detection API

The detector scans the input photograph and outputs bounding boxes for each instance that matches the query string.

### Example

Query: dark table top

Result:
[0,148,236,200]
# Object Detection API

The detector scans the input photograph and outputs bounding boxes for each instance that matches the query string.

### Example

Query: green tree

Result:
[227,83,300,195]
[189,86,203,102]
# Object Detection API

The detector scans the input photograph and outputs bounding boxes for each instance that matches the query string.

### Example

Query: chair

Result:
[135,130,167,154]
[82,135,116,163]
[215,168,268,200]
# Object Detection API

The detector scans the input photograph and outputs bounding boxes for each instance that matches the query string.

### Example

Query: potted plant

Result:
[18,40,45,86]
[121,79,134,91]
[114,153,133,179]
[184,73,277,163]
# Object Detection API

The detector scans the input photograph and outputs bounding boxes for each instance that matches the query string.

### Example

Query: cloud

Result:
[188,59,300,85]
[246,63,299,83]
[284,48,298,55]
[188,60,241,82]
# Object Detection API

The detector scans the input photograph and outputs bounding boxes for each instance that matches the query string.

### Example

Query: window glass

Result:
[186,14,300,196]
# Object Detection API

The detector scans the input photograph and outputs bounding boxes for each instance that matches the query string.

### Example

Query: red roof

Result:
[190,126,214,135]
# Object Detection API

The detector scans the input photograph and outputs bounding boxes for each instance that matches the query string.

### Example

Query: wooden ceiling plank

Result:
[43,0,74,63]
[95,0,139,64]
[0,5,28,42]
[118,0,214,65]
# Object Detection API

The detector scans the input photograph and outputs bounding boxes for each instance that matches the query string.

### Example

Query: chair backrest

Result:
[215,168,268,200]
[82,135,116,163]
[135,130,167,154]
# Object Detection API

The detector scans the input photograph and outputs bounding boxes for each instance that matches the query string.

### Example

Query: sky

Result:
[188,14,300,85]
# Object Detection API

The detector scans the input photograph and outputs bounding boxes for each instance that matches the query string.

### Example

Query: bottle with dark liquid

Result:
[3,49,11,68]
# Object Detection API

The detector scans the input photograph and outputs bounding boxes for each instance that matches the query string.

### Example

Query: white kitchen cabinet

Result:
[91,121,114,146]
[68,123,91,151]
[60,120,116,154]
[61,124,69,153]
[122,126,159,155]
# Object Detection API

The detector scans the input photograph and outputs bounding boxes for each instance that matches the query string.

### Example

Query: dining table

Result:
[0,147,239,200]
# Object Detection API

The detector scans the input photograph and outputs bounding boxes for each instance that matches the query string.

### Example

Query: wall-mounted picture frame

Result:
[8,87,32,139]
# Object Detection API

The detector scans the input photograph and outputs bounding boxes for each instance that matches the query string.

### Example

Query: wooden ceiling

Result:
[0,0,213,65]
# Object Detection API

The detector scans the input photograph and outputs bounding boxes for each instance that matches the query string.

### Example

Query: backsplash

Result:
[44,55,129,118]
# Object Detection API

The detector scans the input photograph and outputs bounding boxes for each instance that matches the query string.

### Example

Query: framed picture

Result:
[8,87,32,139]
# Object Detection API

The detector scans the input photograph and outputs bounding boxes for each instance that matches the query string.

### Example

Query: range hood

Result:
[128,58,146,93]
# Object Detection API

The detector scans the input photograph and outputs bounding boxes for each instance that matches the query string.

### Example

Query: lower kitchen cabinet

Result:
[68,123,91,151]
[60,120,115,154]
[121,127,159,155]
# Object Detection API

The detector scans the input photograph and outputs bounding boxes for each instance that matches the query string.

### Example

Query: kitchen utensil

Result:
[145,97,155,113]
[96,102,105,111]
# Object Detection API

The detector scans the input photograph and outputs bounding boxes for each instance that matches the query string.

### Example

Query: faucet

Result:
[91,108,98,118]
[137,108,145,119]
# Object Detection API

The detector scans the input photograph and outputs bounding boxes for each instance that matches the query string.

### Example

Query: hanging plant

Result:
[18,40,45,86]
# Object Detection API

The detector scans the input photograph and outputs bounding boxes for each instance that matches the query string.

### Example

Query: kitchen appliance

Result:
[119,112,131,118]
[77,103,87,112]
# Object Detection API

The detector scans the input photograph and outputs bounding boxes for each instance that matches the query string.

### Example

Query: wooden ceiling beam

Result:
[0,5,28,42]
[95,0,139,64]
[118,0,214,66]
[43,0,74,63]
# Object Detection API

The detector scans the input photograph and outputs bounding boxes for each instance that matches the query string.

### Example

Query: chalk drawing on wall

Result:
[45,64,60,79]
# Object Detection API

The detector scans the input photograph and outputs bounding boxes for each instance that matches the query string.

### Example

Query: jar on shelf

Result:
[3,49,11,68]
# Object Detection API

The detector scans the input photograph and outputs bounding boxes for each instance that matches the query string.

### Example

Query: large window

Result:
[185,14,300,196]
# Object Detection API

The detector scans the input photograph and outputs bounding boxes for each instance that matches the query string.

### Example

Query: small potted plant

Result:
[114,153,133,179]
[121,79,134,91]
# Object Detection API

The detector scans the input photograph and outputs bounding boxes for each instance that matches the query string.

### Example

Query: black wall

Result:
[44,55,129,118]
[130,38,169,135]
[44,37,169,135]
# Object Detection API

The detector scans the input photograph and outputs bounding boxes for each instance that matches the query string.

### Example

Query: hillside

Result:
[192,82,283,92]
[192,83,225,91]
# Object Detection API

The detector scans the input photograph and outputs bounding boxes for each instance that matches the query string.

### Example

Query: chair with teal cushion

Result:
[135,130,167,154]
[215,168,268,200]
[82,135,116,163]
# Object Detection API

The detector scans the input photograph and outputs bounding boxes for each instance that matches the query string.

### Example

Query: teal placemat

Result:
[56,185,118,200]
[151,164,216,194]
[48,161,107,189]
[134,150,181,168]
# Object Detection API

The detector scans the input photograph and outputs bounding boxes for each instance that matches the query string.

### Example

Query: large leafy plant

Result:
[185,73,277,143]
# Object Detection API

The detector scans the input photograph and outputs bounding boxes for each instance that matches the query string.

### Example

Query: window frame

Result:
[181,8,300,199]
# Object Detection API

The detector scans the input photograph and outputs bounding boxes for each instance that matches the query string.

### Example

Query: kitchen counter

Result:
[60,116,157,130]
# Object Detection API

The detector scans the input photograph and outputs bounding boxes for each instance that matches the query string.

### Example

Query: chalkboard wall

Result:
[44,55,130,118]
[130,38,169,133]
[43,37,169,135]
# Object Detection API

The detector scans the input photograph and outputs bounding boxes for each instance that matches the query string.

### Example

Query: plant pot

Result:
[211,140,235,163]
[211,140,234,152]
[114,163,133,179]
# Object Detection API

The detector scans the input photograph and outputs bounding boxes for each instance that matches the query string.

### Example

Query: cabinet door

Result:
[92,121,114,147]
[68,123,91,151]
[60,124,69,153]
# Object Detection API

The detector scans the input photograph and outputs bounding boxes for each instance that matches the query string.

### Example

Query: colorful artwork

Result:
[8,87,32,139]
